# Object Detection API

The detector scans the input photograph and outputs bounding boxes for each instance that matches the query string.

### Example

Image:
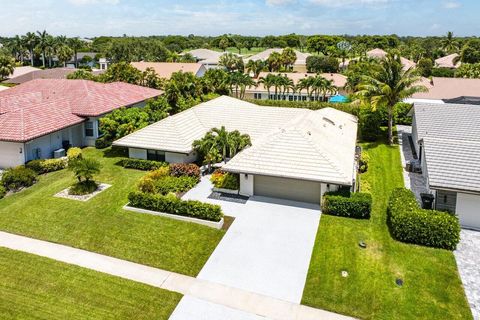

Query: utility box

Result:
[53,148,66,159]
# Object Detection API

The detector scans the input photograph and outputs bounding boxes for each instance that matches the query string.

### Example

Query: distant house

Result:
[410,102,480,230]
[4,66,40,80]
[245,48,311,73]
[113,96,358,204]
[131,62,207,79]
[407,77,480,105]
[3,68,104,85]
[244,72,347,102]
[435,53,460,69]
[186,49,225,69]
[66,52,98,68]
[367,48,416,70]
[0,79,162,168]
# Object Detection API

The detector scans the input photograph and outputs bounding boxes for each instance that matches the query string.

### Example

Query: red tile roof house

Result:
[0,79,162,168]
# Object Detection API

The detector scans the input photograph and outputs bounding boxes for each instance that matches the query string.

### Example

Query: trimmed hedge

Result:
[67,147,83,161]
[26,158,67,174]
[120,158,168,171]
[138,175,198,195]
[95,136,112,149]
[387,188,460,250]
[210,171,239,190]
[1,166,37,191]
[128,191,223,222]
[322,192,372,219]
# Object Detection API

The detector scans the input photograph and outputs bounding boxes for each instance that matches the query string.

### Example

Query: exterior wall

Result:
[195,65,207,77]
[411,114,420,154]
[0,141,25,168]
[83,117,100,147]
[456,192,480,230]
[435,189,457,213]
[245,90,345,102]
[239,173,254,196]
[165,151,197,163]
[129,148,147,160]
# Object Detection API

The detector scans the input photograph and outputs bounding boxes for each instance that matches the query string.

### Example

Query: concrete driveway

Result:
[182,176,321,303]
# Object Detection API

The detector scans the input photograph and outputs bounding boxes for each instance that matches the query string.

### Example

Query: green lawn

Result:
[0,148,224,276]
[302,140,471,319]
[0,247,181,319]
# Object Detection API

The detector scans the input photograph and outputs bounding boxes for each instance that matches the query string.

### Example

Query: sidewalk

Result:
[0,231,354,320]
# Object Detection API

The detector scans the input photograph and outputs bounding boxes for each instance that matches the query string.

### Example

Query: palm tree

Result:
[297,77,313,100]
[442,31,458,54]
[246,59,265,78]
[355,52,427,145]
[36,30,49,68]
[9,35,25,63]
[219,53,244,73]
[267,52,282,72]
[278,74,294,99]
[193,131,218,171]
[69,158,101,183]
[258,73,276,98]
[281,47,297,71]
[44,35,56,68]
[57,45,74,67]
[227,130,252,158]
[23,32,38,66]
[212,126,230,162]
[68,37,85,68]
[0,55,15,80]
[228,72,254,99]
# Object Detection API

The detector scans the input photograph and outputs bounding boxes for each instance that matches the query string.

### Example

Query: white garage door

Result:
[254,175,321,204]
[456,192,480,230]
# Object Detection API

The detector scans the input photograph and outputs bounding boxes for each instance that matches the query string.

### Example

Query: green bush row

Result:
[169,163,201,181]
[210,171,239,190]
[247,99,357,115]
[26,158,67,174]
[322,192,372,219]
[387,188,460,250]
[139,175,198,195]
[120,158,168,171]
[128,191,223,222]
[1,166,37,191]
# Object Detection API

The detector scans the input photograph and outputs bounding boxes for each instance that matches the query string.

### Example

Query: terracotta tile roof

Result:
[131,62,205,79]
[0,79,162,142]
[412,77,480,100]
[435,53,460,69]
[366,48,417,70]
[3,68,104,85]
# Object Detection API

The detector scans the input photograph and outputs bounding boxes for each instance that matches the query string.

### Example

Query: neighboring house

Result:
[406,77,480,104]
[410,103,480,230]
[99,58,110,71]
[131,62,207,79]
[67,52,98,68]
[113,96,358,204]
[366,48,417,70]
[245,48,311,73]
[4,66,39,80]
[186,49,225,69]
[435,53,460,69]
[0,79,162,168]
[3,68,104,85]
[245,72,347,101]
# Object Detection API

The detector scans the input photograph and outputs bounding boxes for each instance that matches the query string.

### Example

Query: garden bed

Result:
[54,183,111,201]
[212,187,239,195]
[123,204,224,229]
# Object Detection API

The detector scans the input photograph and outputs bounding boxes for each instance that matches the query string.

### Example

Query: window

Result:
[147,150,165,162]
[85,121,94,137]
[254,93,262,99]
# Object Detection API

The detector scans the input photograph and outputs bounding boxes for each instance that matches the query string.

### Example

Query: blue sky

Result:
[0,0,478,37]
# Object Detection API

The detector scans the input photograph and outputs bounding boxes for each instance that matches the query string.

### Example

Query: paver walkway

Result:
[454,230,480,320]
[0,231,353,320]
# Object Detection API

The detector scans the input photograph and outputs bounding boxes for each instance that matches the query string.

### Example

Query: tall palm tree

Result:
[9,35,25,63]
[442,31,458,54]
[57,45,74,67]
[36,30,49,68]
[258,73,276,98]
[245,59,265,78]
[212,126,230,162]
[23,32,38,66]
[267,52,282,72]
[68,37,85,68]
[355,52,427,144]
[44,35,56,68]
[281,47,297,71]
[297,77,313,100]
[227,130,251,158]
[219,53,243,73]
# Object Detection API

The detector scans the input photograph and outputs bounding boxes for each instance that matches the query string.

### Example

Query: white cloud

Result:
[309,0,390,7]
[266,0,295,5]
[442,1,461,9]
[68,0,119,5]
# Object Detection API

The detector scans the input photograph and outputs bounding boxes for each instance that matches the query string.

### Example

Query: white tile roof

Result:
[246,48,311,65]
[187,49,224,65]
[114,96,358,185]
[413,103,480,193]
[435,53,460,69]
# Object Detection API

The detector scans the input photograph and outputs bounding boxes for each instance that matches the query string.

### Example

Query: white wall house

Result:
[411,102,480,230]
[114,96,358,205]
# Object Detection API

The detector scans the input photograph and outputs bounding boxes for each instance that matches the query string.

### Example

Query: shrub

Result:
[359,106,383,141]
[359,151,370,173]
[69,158,101,183]
[138,175,197,195]
[0,186,5,199]
[95,136,112,149]
[120,158,167,171]
[128,191,223,222]
[431,67,455,78]
[169,163,200,181]
[1,166,37,191]
[322,192,372,219]
[210,171,239,190]
[394,102,413,125]
[67,147,83,161]
[387,188,460,250]
[26,158,67,174]
[69,180,98,195]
